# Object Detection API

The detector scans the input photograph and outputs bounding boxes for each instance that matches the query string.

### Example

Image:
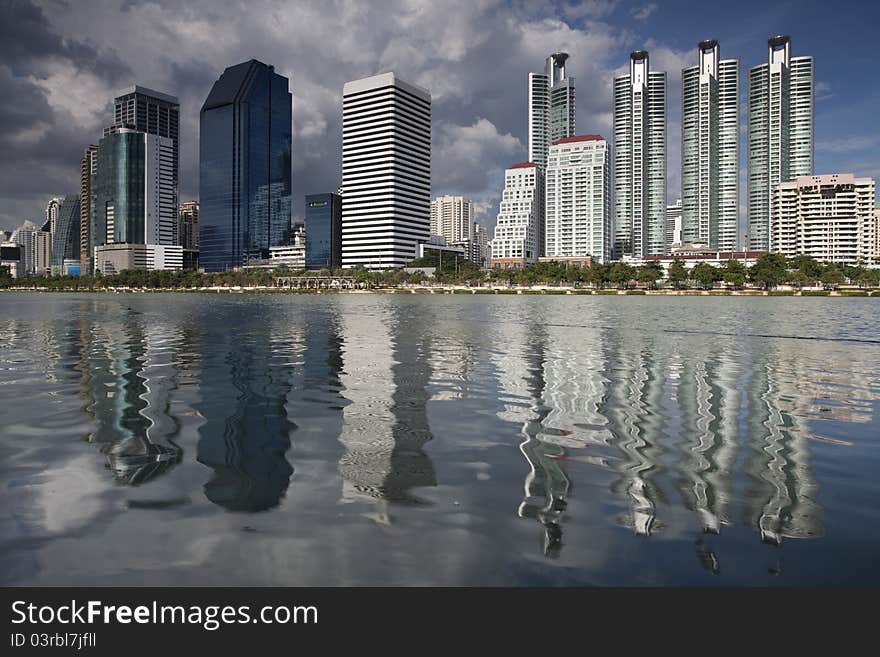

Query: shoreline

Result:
[2,287,878,297]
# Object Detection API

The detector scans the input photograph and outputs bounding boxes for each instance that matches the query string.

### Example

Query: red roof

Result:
[509,162,538,169]
[552,135,604,145]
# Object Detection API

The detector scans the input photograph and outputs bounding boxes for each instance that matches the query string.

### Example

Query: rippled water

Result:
[1,292,878,586]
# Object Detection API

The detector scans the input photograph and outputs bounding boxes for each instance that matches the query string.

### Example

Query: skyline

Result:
[1,0,879,238]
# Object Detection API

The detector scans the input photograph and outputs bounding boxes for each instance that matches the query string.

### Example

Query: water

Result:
[1,292,878,586]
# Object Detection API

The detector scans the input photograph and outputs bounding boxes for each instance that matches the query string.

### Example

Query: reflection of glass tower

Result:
[492,321,573,557]
[71,305,183,485]
[196,311,295,511]
[741,345,823,545]
[603,345,666,536]
[200,59,292,271]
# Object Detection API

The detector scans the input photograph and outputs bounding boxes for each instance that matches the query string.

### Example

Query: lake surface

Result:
[1,292,878,586]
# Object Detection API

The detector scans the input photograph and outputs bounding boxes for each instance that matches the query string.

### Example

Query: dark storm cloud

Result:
[0,0,669,230]
[0,0,131,81]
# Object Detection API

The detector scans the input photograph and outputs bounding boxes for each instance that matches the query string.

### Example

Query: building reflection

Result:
[337,301,436,521]
[71,304,184,485]
[492,320,573,557]
[602,342,666,537]
[196,310,296,512]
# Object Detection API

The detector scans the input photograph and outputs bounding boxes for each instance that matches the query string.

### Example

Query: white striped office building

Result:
[341,72,431,269]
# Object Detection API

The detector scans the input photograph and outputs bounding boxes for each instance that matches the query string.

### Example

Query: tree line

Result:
[1,254,878,290]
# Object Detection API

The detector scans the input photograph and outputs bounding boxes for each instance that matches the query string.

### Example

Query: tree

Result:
[820,267,844,288]
[786,269,809,289]
[607,262,635,289]
[691,262,720,290]
[667,259,687,289]
[721,259,747,289]
[749,253,787,289]
[636,263,663,289]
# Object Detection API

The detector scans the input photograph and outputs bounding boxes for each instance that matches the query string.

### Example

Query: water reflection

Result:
[70,303,184,484]
[1,294,878,585]
[337,302,436,520]
[195,311,296,512]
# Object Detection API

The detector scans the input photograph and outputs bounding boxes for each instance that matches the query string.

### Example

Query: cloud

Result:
[630,3,658,21]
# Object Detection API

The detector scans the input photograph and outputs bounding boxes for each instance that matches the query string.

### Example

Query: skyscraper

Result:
[200,59,292,271]
[544,135,611,263]
[748,36,814,250]
[489,163,543,268]
[178,201,199,250]
[341,72,431,269]
[665,199,683,248]
[51,195,80,272]
[305,193,342,269]
[681,40,739,250]
[44,197,62,234]
[528,53,576,169]
[613,51,667,258]
[430,195,473,244]
[107,86,180,242]
[92,128,176,247]
[80,144,97,273]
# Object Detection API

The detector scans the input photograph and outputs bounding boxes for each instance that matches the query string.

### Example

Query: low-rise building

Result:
[772,174,876,266]
[93,243,183,275]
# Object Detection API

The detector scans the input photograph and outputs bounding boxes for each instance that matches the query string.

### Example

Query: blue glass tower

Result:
[305,193,342,269]
[199,60,292,271]
[51,195,80,272]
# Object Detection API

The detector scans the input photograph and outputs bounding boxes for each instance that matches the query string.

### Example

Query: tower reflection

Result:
[71,303,183,484]
[196,308,296,512]
[337,300,436,520]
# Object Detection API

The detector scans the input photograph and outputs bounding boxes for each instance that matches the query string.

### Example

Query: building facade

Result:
[200,59,292,271]
[341,72,431,269]
[305,193,342,269]
[51,195,80,272]
[681,40,739,250]
[748,36,814,250]
[178,201,199,250]
[665,199,683,249]
[613,51,667,258]
[107,86,180,243]
[772,174,876,266]
[544,135,610,264]
[44,197,62,234]
[92,128,176,250]
[430,195,473,243]
[528,53,576,169]
[93,243,183,274]
[10,221,37,276]
[79,145,98,273]
[490,163,543,268]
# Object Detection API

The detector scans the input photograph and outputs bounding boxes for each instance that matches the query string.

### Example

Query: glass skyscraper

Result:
[51,195,80,271]
[613,51,667,258]
[305,193,342,269]
[91,128,176,247]
[748,36,814,251]
[681,40,739,251]
[199,59,292,272]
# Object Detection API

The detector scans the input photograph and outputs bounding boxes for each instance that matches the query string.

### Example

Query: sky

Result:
[1,0,878,236]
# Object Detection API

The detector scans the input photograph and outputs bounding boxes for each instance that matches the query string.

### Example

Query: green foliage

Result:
[667,259,687,288]
[691,262,721,289]
[749,253,788,289]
